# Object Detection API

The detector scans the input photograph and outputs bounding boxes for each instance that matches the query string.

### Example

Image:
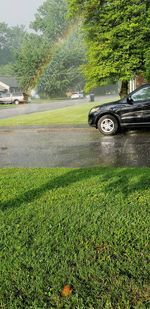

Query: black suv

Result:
[88,83,150,135]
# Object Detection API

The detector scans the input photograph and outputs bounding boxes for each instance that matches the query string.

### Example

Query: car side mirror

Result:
[127,95,133,104]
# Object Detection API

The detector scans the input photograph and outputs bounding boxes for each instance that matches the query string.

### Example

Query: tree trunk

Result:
[119,81,129,98]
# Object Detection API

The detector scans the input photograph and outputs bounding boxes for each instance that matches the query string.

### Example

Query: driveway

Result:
[0,126,150,167]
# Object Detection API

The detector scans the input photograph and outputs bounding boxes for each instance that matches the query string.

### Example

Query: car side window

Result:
[132,86,150,102]
[1,93,10,97]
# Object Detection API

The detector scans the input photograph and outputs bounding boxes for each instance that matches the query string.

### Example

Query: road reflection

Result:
[87,129,150,167]
[0,127,150,167]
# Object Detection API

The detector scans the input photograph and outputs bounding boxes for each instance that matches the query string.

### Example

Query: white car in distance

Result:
[0,92,29,104]
[71,92,84,99]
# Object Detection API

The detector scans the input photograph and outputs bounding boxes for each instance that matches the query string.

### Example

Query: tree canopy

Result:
[0,22,26,75]
[68,0,150,94]
[38,28,86,96]
[15,0,86,96]
[15,34,50,91]
[31,0,69,42]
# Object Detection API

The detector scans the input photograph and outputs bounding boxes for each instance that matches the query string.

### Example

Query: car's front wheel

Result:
[14,100,19,105]
[97,115,119,135]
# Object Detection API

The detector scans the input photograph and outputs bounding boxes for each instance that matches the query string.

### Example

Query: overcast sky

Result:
[0,0,44,28]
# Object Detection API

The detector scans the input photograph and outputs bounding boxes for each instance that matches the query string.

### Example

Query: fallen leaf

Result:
[61,284,73,297]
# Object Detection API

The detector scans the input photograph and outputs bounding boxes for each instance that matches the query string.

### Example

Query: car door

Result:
[118,99,144,125]
[119,85,150,125]
[131,85,150,124]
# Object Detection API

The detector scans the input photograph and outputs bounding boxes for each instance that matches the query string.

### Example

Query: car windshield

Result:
[132,86,150,101]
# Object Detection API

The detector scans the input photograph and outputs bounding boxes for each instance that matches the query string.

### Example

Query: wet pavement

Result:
[0,126,150,168]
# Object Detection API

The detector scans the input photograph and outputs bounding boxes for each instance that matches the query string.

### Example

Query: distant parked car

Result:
[0,92,29,104]
[71,92,84,99]
[88,83,150,135]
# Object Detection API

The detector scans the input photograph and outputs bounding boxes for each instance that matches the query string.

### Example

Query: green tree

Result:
[0,64,14,75]
[68,0,150,96]
[38,28,86,97]
[15,0,86,95]
[15,0,70,93]
[0,22,26,74]
[31,0,69,42]
[0,23,13,65]
[15,34,50,91]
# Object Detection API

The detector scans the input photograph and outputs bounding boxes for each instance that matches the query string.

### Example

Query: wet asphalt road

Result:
[0,126,150,168]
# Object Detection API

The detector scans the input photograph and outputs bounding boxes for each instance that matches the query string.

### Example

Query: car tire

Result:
[14,100,19,105]
[97,115,119,135]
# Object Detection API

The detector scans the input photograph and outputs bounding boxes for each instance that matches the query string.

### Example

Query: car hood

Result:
[89,99,123,113]
[99,99,121,109]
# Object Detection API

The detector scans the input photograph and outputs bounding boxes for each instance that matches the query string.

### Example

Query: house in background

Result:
[0,81,9,91]
[0,76,21,93]
[129,75,148,92]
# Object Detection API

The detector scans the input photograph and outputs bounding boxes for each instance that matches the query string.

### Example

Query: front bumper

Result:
[88,113,97,127]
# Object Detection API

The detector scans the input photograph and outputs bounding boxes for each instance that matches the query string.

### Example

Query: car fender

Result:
[96,112,120,128]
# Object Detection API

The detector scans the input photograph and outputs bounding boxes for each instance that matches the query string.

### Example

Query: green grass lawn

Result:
[0,167,149,309]
[0,98,119,126]
[32,97,68,103]
[0,102,96,126]
[0,104,17,110]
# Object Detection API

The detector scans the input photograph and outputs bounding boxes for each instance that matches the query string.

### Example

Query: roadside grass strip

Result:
[0,102,95,126]
[0,98,119,126]
[0,167,149,308]
[0,104,17,110]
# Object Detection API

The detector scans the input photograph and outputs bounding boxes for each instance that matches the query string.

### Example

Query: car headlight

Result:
[90,107,100,113]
